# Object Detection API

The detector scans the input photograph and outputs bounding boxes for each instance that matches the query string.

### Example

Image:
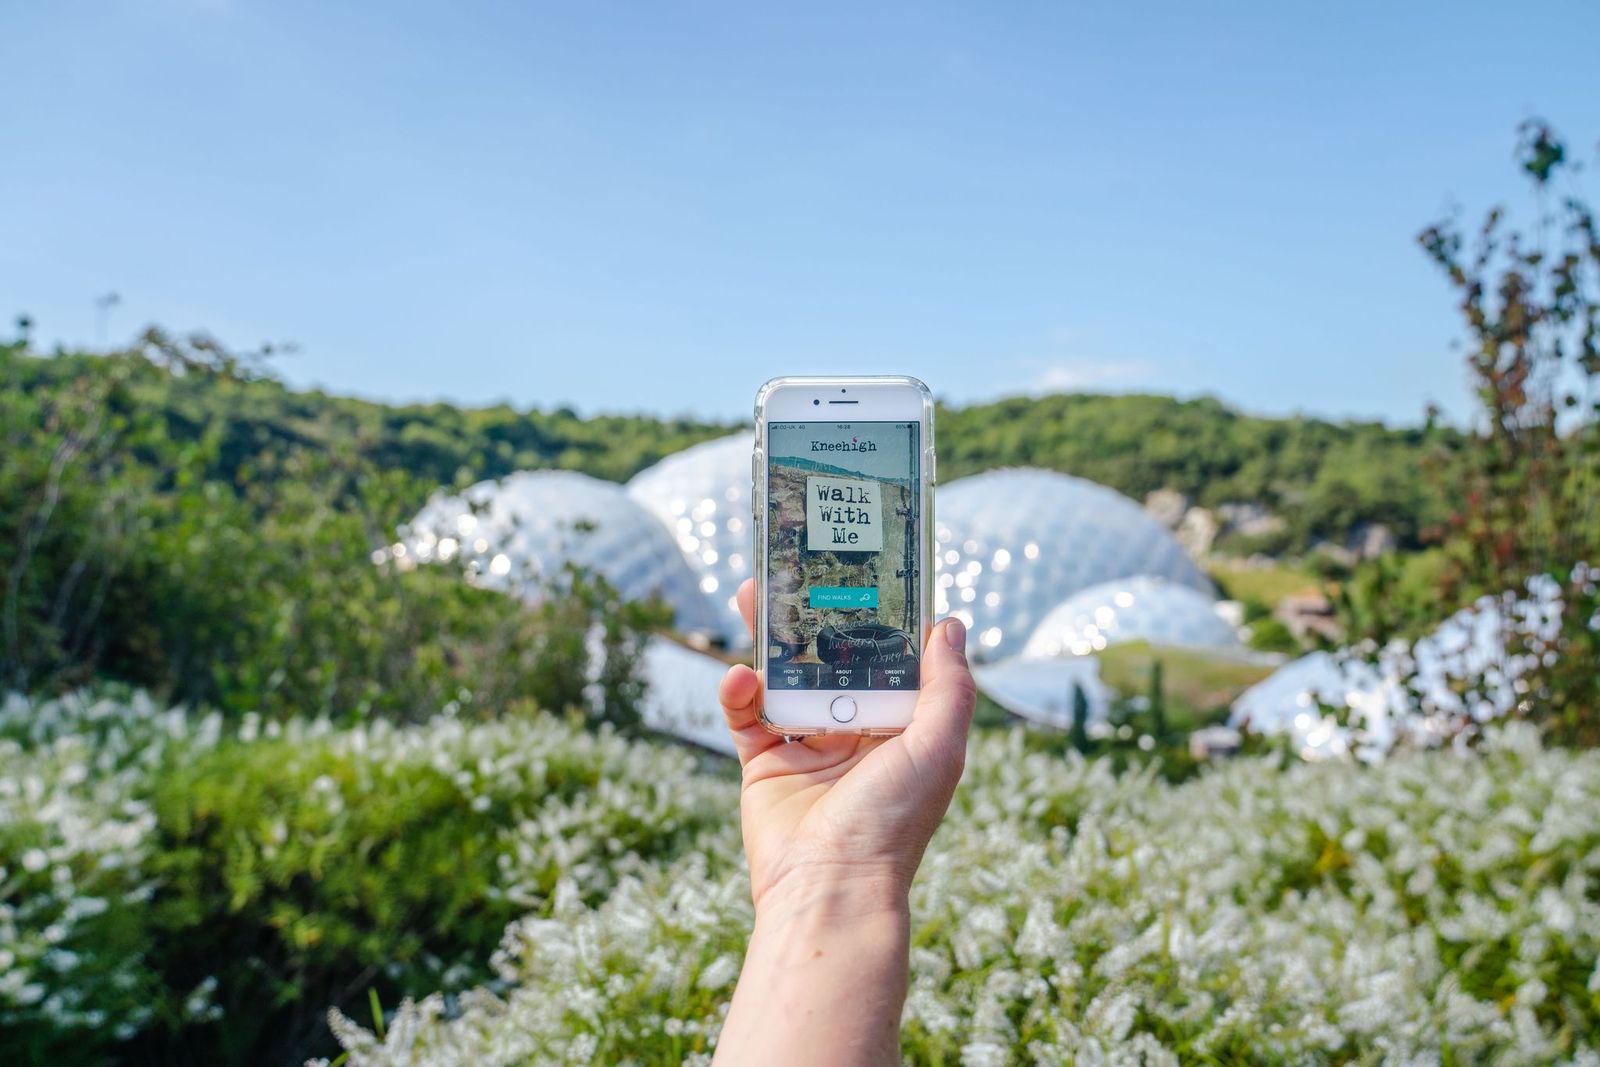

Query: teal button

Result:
[809,586,879,609]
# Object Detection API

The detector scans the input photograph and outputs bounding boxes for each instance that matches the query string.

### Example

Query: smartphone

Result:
[752,376,935,736]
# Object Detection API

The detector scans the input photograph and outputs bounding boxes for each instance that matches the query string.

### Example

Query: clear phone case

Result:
[752,376,936,737]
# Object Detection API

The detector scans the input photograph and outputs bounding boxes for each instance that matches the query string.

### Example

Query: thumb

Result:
[902,618,976,787]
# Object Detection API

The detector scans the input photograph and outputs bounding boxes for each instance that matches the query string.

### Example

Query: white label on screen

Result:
[806,475,883,552]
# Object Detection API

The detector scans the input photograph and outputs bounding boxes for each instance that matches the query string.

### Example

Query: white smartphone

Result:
[752,376,935,736]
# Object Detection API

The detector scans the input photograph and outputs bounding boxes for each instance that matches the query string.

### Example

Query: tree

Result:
[1069,683,1091,753]
[1146,659,1167,740]
[1417,120,1600,745]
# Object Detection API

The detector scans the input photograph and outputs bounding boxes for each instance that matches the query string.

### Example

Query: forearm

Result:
[714,875,910,1067]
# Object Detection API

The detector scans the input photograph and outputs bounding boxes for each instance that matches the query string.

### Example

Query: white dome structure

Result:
[626,432,755,646]
[636,636,738,756]
[935,469,1212,661]
[1228,651,1381,760]
[1022,576,1241,657]
[1229,574,1575,760]
[972,656,1113,730]
[405,470,721,635]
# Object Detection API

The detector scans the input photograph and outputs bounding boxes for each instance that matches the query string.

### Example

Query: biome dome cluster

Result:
[407,440,1233,661]
[400,436,1586,759]
[401,438,1263,750]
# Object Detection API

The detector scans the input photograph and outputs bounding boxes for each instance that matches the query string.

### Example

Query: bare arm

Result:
[713,581,974,1066]
[717,874,908,1065]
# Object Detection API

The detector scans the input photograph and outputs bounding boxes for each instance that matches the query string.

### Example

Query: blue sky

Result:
[5,1,1598,425]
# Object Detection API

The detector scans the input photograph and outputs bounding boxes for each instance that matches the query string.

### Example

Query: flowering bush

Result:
[0,691,179,1063]
[329,727,1600,1066]
[0,691,737,1065]
[5,689,1599,1064]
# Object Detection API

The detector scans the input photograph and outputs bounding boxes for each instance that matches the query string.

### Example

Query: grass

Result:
[1207,559,1326,609]
[1095,640,1275,720]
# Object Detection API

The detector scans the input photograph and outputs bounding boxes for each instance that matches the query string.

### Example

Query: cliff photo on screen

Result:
[767,422,920,665]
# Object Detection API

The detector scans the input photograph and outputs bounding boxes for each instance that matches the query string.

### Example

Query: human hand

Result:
[718,578,976,917]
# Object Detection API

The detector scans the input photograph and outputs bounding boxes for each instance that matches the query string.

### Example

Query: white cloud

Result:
[947,326,1162,406]
[1027,357,1154,394]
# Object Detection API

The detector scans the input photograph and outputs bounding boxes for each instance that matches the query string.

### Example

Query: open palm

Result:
[719,579,976,909]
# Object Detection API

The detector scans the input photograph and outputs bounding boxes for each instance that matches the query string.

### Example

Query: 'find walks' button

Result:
[808,586,879,609]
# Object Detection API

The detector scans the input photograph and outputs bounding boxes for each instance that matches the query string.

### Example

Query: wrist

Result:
[754,863,910,927]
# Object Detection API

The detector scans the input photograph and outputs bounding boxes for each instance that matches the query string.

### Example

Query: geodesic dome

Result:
[1022,576,1240,658]
[405,470,721,635]
[1227,651,1380,760]
[636,636,738,756]
[972,655,1113,729]
[626,432,754,646]
[1228,575,1574,760]
[935,469,1212,661]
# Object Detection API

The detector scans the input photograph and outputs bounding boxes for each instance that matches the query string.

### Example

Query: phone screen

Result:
[766,420,921,692]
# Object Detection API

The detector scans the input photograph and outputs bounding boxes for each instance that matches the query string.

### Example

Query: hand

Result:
[718,579,976,915]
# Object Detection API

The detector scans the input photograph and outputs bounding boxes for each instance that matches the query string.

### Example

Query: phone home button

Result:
[829,696,857,723]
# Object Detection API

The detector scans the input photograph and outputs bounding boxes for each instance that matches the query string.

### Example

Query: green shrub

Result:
[1244,616,1300,654]
[1336,547,1452,646]
[138,734,516,1062]
[0,692,739,1066]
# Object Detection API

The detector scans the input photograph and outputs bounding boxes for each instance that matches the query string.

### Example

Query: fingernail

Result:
[945,618,967,654]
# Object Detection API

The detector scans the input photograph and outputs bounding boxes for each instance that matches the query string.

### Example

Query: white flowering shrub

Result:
[0,690,200,1061]
[330,725,1600,1066]
[0,691,739,1065]
[7,688,1598,1064]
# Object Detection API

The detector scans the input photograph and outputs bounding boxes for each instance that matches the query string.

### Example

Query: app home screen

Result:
[766,421,921,692]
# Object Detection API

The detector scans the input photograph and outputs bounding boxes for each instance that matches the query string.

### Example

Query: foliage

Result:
[0,691,739,1066]
[8,329,734,491]
[939,392,1462,553]
[1409,120,1600,745]
[1335,548,1453,646]
[1244,616,1301,655]
[9,332,1463,566]
[327,724,1600,1065]
[1069,686,1091,754]
[1,337,660,723]
[0,348,160,694]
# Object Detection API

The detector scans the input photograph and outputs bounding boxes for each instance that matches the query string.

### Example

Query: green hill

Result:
[9,329,1462,553]
[941,392,1462,552]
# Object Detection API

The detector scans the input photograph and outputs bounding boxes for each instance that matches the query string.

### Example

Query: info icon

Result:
[823,668,857,690]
